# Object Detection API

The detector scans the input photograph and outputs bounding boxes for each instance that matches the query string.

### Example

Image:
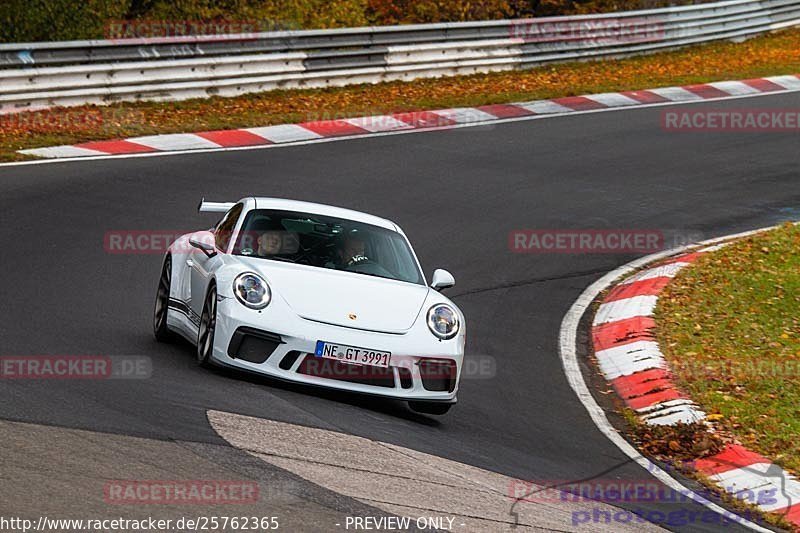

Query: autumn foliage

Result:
[0,0,713,43]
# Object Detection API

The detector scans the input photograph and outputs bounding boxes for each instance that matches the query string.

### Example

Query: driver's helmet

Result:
[337,229,368,266]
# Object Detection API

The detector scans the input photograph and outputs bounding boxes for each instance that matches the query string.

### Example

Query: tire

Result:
[153,256,174,342]
[197,284,217,367]
[408,401,452,415]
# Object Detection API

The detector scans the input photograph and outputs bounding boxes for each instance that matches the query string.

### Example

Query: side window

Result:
[215,203,244,252]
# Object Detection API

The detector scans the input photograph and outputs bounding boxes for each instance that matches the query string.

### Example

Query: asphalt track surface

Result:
[2,91,800,531]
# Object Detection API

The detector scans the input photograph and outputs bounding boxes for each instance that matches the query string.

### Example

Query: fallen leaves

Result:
[632,421,725,462]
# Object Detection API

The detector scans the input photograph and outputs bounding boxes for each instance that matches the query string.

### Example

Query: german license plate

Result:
[314,341,391,368]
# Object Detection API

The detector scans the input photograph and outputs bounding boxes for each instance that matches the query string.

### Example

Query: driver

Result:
[257,231,283,257]
[338,234,368,267]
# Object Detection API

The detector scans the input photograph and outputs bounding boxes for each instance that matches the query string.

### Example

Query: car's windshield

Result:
[231,209,424,285]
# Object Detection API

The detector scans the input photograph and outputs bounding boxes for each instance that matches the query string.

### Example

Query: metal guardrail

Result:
[1,0,799,113]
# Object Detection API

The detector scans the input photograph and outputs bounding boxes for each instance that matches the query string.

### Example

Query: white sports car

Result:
[153,197,465,415]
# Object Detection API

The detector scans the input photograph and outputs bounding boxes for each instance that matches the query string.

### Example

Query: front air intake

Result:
[297,357,395,388]
[227,327,282,364]
[419,359,457,392]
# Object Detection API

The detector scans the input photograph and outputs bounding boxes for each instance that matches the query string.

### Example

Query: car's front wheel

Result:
[153,256,174,342]
[408,401,452,415]
[197,284,217,367]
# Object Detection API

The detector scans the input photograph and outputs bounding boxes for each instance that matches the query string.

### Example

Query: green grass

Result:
[656,223,800,475]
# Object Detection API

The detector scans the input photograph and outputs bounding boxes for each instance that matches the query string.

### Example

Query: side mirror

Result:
[189,234,217,258]
[431,269,455,291]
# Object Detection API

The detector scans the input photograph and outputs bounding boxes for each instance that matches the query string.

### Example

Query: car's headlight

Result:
[233,272,271,309]
[427,304,460,339]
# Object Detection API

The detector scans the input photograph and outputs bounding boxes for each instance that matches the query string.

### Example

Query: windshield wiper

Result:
[348,270,400,282]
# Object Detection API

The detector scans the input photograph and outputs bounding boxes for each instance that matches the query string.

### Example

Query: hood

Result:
[237,258,430,334]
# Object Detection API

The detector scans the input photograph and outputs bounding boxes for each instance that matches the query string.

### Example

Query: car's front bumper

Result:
[210,296,464,402]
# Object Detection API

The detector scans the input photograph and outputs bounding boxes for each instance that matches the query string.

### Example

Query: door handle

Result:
[186,259,194,268]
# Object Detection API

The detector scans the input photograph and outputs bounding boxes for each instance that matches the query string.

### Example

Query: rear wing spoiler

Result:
[198,198,235,213]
